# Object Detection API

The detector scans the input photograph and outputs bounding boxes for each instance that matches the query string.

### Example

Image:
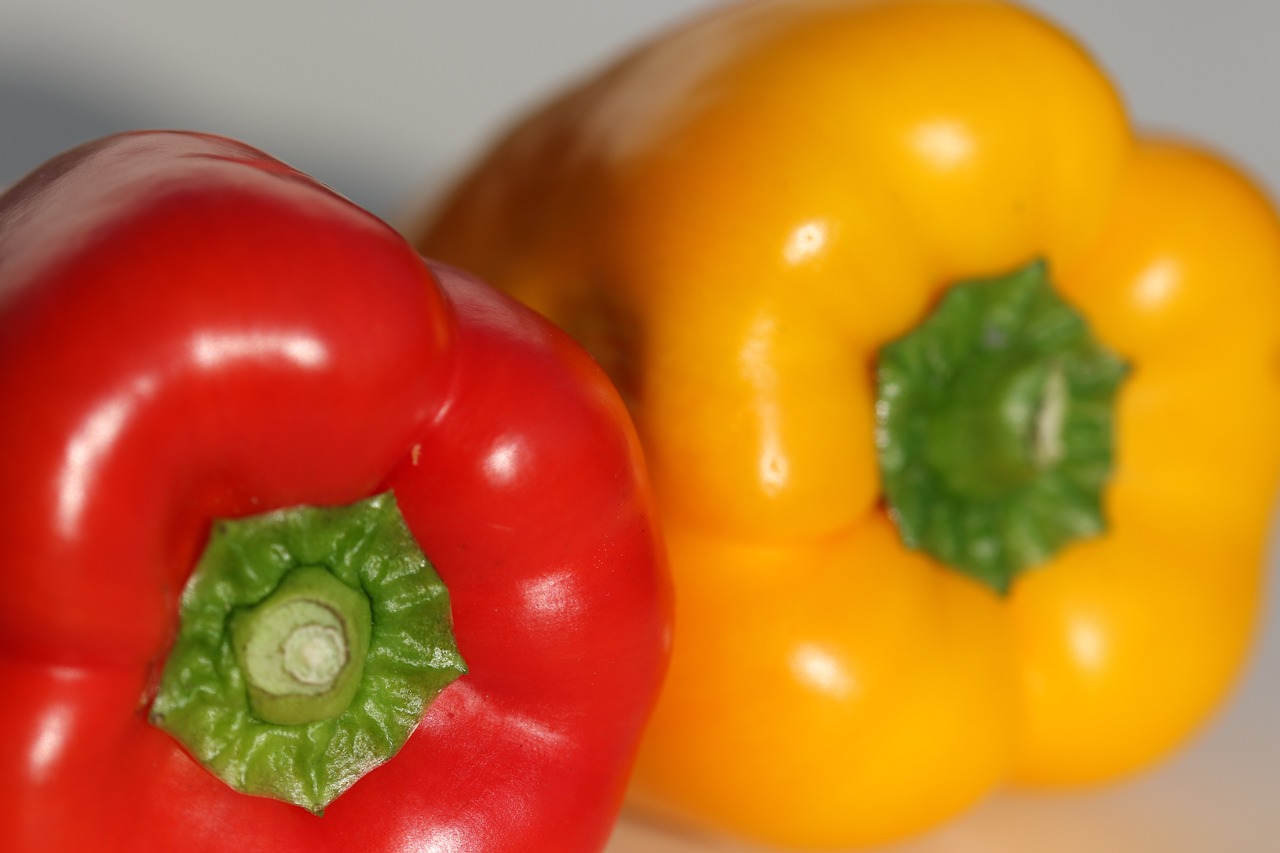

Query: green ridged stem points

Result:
[875,260,1128,594]
[150,492,467,814]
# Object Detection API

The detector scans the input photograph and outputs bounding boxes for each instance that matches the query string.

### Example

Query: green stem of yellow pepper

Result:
[875,260,1129,593]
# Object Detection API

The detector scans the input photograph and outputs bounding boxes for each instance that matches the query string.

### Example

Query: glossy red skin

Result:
[0,131,671,852]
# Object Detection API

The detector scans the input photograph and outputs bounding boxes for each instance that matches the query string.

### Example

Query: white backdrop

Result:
[2,2,1278,852]
[3,1,1279,218]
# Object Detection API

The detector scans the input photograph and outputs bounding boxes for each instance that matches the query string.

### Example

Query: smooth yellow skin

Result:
[418,0,1280,847]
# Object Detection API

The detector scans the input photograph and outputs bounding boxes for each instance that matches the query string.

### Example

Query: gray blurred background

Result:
[2,2,1277,851]
[3,1,1279,218]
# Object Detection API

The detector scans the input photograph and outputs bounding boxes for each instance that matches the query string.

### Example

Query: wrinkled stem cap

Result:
[150,492,466,813]
[876,260,1128,593]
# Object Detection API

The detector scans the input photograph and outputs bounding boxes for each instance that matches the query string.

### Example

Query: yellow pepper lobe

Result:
[413,0,1280,847]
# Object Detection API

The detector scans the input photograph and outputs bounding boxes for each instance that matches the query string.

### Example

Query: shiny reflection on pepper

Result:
[1068,616,1108,674]
[27,704,70,782]
[789,641,857,699]
[1133,256,1180,308]
[188,330,328,370]
[783,220,828,266]
[398,823,470,853]
[739,314,790,494]
[57,375,157,537]
[520,570,585,622]
[482,437,523,487]
[911,119,976,171]
[24,669,82,782]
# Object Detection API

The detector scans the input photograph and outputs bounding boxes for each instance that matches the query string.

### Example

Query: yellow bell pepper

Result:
[415,0,1280,847]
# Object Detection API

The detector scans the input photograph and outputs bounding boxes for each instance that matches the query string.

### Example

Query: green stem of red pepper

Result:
[875,260,1129,594]
[150,492,466,814]
[230,565,372,726]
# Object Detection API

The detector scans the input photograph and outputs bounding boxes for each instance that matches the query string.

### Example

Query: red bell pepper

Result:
[0,131,671,852]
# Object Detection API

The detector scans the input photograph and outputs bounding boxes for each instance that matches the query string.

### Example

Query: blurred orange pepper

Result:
[416,0,1280,847]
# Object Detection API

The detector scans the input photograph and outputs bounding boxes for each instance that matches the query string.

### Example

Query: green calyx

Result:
[150,492,466,814]
[875,259,1128,594]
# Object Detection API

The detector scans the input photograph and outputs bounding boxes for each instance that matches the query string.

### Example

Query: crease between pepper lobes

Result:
[413,0,1280,847]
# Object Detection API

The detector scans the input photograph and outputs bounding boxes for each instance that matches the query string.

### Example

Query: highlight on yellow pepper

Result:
[413,0,1280,847]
